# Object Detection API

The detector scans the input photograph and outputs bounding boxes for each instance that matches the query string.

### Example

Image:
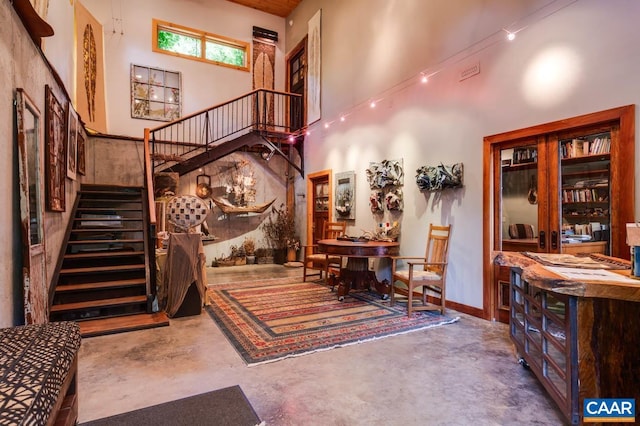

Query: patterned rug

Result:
[206,279,459,366]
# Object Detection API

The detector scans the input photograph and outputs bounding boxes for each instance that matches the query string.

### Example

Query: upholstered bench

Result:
[0,321,81,426]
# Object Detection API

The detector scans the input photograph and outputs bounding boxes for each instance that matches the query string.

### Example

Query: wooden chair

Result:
[302,221,346,284]
[390,224,451,317]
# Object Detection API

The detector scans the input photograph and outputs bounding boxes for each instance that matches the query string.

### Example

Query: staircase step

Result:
[60,264,145,275]
[64,251,145,260]
[50,295,147,313]
[66,239,144,245]
[79,193,142,197]
[55,278,147,292]
[75,217,141,221]
[77,207,142,212]
[79,312,170,338]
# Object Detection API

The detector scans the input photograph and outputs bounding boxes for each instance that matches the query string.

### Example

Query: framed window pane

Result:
[157,29,201,58]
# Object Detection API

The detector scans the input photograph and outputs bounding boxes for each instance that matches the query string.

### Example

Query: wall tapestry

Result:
[307,9,321,125]
[66,104,78,180]
[253,39,275,129]
[335,171,355,220]
[45,85,66,212]
[131,64,181,121]
[415,163,464,191]
[75,1,107,132]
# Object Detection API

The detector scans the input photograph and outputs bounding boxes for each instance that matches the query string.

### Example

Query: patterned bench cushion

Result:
[0,322,81,426]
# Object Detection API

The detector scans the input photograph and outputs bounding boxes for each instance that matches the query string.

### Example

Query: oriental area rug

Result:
[206,279,459,366]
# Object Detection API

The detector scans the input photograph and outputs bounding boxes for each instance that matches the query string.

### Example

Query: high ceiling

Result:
[226,0,302,18]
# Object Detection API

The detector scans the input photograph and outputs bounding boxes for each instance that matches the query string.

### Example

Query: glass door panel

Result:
[500,144,539,253]
[558,131,611,256]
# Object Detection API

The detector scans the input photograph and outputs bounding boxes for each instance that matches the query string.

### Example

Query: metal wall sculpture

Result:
[366,159,404,213]
[415,163,464,191]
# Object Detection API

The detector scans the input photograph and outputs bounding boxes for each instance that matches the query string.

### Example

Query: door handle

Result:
[551,231,558,250]
[539,231,545,249]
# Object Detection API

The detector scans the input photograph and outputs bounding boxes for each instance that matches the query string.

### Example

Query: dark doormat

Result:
[80,385,262,426]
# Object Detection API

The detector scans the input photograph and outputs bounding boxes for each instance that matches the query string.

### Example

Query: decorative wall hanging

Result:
[385,188,404,211]
[335,171,355,220]
[131,64,181,122]
[195,174,212,199]
[77,125,86,176]
[369,190,383,213]
[66,104,78,180]
[253,39,275,129]
[211,160,275,215]
[75,1,107,132]
[45,85,66,212]
[415,163,464,191]
[307,9,322,125]
[166,195,210,232]
[366,159,404,189]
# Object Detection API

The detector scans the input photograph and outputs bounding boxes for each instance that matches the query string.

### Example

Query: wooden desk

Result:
[494,251,640,425]
[317,239,399,300]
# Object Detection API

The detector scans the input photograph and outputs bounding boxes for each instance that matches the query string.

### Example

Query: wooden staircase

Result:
[50,184,169,337]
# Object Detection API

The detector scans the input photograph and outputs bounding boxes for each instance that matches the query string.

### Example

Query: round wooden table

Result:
[317,238,400,300]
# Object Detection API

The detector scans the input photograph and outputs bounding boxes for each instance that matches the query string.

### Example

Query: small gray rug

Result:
[80,385,261,426]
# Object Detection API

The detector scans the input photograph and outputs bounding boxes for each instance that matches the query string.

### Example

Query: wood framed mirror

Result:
[16,88,47,323]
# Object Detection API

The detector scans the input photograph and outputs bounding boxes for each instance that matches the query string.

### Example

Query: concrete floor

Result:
[78,264,566,425]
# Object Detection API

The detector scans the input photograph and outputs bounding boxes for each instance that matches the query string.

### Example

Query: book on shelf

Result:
[561,137,611,158]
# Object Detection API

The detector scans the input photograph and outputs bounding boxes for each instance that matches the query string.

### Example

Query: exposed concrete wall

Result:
[0,1,79,327]
[83,136,145,187]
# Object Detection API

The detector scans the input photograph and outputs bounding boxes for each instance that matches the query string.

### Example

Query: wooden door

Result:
[307,170,332,245]
[287,37,306,131]
[16,89,47,324]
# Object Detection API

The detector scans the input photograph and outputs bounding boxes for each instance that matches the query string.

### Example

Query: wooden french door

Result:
[307,170,332,245]
[490,136,555,323]
[483,105,634,323]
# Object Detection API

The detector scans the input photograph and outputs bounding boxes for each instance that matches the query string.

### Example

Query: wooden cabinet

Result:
[510,268,579,424]
[484,105,635,322]
[505,258,640,425]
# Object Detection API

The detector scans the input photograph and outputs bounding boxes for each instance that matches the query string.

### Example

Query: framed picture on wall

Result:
[45,85,66,212]
[77,125,86,176]
[66,104,78,180]
[335,171,355,220]
[131,64,181,121]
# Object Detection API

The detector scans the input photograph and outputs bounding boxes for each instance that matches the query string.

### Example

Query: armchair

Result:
[390,224,451,317]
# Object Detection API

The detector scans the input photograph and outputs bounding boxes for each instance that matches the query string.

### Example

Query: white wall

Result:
[80,0,287,137]
[286,0,640,310]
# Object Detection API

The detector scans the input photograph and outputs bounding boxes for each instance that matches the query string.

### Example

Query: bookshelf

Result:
[560,132,611,251]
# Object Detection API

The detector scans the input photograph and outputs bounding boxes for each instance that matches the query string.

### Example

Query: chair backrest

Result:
[424,224,452,274]
[508,223,535,239]
[324,221,346,239]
